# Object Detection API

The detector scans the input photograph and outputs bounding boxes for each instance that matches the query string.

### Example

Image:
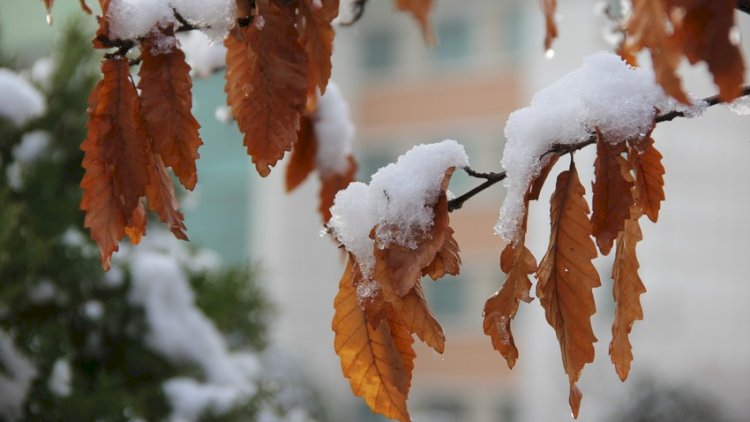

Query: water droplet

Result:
[46,13,53,25]
[545,49,555,59]
[729,26,741,46]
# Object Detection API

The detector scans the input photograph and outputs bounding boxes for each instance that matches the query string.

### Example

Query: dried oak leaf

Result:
[81,57,150,270]
[483,232,536,369]
[629,137,665,223]
[400,283,445,353]
[610,206,646,382]
[145,152,188,240]
[93,0,113,49]
[541,0,558,51]
[536,161,601,418]
[591,132,634,256]
[285,115,317,192]
[297,0,338,96]
[333,257,414,422]
[225,0,308,176]
[673,0,745,101]
[124,202,147,244]
[318,155,357,223]
[139,29,203,191]
[624,0,689,103]
[395,0,435,44]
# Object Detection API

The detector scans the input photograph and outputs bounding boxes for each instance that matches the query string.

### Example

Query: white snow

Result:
[0,330,37,422]
[107,0,236,42]
[728,94,750,115]
[28,279,57,304]
[214,105,232,123]
[313,82,355,177]
[48,359,72,397]
[496,52,695,241]
[329,140,468,277]
[177,31,227,78]
[0,68,46,127]
[83,300,105,320]
[127,233,256,421]
[13,130,50,164]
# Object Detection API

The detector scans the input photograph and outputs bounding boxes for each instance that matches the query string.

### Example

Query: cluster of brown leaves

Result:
[483,129,665,417]
[332,170,460,421]
[544,0,746,102]
[80,0,355,267]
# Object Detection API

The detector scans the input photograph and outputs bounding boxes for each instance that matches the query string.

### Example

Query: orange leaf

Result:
[401,283,445,353]
[81,57,150,270]
[395,0,435,44]
[536,161,601,418]
[43,0,54,14]
[79,0,92,14]
[629,137,665,223]
[124,202,147,244]
[297,0,338,96]
[333,258,413,422]
[528,155,559,201]
[541,0,558,51]
[591,132,634,255]
[139,29,203,191]
[285,115,317,192]
[145,152,188,240]
[674,0,745,101]
[93,0,112,49]
[609,207,646,381]
[318,155,357,223]
[421,227,460,281]
[624,0,689,103]
[225,0,308,176]
[483,234,536,369]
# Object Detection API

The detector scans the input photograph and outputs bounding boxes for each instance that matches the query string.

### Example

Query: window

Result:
[362,30,397,72]
[433,19,470,64]
[504,5,526,56]
[424,274,465,319]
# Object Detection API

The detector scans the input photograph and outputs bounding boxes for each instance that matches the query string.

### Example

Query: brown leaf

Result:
[624,0,689,103]
[536,161,601,418]
[43,0,54,15]
[421,227,460,281]
[395,0,435,44]
[285,115,317,192]
[591,132,634,255]
[297,0,338,96]
[318,155,357,223]
[609,207,646,381]
[629,137,665,223]
[374,192,454,297]
[674,0,745,101]
[124,202,147,244]
[145,152,188,240]
[79,0,92,14]
[528,155,560,201]
[483,234,536,369]
[401,283,445,353]
[139,29,203,191]
[81,57,150,270]
[333,258,413,422]
[225,0,308,176]
[542,0,558,51]
[93,0,112,49]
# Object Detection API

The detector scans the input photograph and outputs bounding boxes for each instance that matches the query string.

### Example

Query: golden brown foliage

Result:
[395,0,435,43]
[225,0,308,176]
[536,161,601,418]
[629,137,665,223]
[591,132,634,255]
[542,0,558,51]
[318,156,357,223]
[297,0,338,96]
[139,29,203,191]
[285,116,317,192]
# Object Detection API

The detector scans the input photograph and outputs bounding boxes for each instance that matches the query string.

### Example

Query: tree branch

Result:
[737,0,750,16]
[340,0,369,26]
[447,85,750,213]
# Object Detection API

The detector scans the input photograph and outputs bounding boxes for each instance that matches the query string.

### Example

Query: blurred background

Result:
[1,0,750,421]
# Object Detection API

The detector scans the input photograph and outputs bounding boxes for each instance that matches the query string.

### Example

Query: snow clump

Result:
[313,81,355,177]
[0,69,46,127]
[329,140,469,276]
[0,330,37,422]
[496,51,700,241]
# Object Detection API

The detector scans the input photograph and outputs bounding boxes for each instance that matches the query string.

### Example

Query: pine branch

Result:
[447,86,750,212]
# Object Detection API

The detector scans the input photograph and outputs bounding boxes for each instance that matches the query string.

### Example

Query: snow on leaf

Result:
[333,258,413,422]
[591,131,634,256]
[483,233,536,369]
[297,0,338,96]
[138,28,203,191]
[609,206,646,382]
[224,0,308,177]
[318,155,357,223]
[285,115,317,192]
[81,57,150,270]
[628,137,665,223]
[536,161,601,418]
[542,0,558,51]
[395,0,435,44]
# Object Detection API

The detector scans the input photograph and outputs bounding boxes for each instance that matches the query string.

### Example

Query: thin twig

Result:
[447,85,750,213]
[737,0,750,15]
[340,0,369,26]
